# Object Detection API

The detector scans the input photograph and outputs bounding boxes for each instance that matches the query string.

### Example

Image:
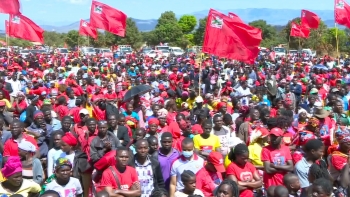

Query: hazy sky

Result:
[0,0,336,26]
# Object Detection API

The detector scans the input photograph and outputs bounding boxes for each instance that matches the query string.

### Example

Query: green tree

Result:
[152,11,183,45]
[8,38,32,47]
[44,31,65,47]
[65,30,85,48]
[322,28,348,53]
[193,17,207,45]
[156,11,178,27]
[115,18,143,49]
[249,20,278,47]
[178,15,197,34]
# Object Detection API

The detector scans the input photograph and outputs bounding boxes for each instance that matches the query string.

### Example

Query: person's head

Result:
[96,191,110,197]
[151,104,160,116]
[206,151,225,173]
[42,107,52,122]
[311,178,333,197]
[148,118,160,134]
[10,120,23,138]
[147,136,158,154]
[266,186,276,197]
[336,132,350,153]
[97,120,108,136]
[1,156,23,187]
[60,133,78,153]
[213,115,223,129]
[150,188,168,197]
[274,186,289,197]
[134,129,146,141]
[269,128,284,148]
[249,109,260,121]
[228,143,249,166]
[180,170,196,194]
[107,114,118,128]
[181,137,194,158]
[215,179,239,197]
[126,103,133,113]
[40,190,60,197]
[304,139,324,161]
[283,174,300,193]
[116,147,130,169]
[54,157,72,183]
[52,131,64,149]
[79,109,90,123]
[18,140,36,160]
[33,110,45,125]
[135,139,149,159]
[160,132,173,151]
[201,119,213,135]
[308,161,330,184]
[61,116,73,131]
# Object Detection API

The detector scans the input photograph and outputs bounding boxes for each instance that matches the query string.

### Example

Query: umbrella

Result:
[312,64,329,71]
[123,85,153,102]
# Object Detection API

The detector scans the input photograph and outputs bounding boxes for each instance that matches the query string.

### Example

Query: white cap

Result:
[79,108,89,115]
[195,96,204,103]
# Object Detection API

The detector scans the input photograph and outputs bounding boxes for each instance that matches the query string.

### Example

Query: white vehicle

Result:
[273,47,286,57]
[170,47,184,56]
[302,48,316,58]
[118,45,132,55]
[155,45,170,51]
[161,49,170,57]
[54,48,69,55]
[81,47,96,56]
[19,49,30,57]
[146,50,169,58]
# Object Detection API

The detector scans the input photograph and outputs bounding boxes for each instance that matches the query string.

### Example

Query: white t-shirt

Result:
[53,152,75,169]
[45,177,83,197]
[234,86,251,106]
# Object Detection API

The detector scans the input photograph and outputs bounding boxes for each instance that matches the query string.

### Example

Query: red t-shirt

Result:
[226,162,257,197]
[12,100,28,116]
[105,92,118,100]
[3,135,39,157]
[68,107,83,124]
[99,166,139,191]
[261,145,292,188]
[196,167,223,197]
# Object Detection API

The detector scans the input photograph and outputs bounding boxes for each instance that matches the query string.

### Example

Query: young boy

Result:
[283,173,301,197]
[274,186,289,197]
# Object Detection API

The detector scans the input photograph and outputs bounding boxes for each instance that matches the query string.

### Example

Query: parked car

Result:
[170,47,184,56]
[81,47,96,56]
[19,49,30,57]
[54,48,69,55]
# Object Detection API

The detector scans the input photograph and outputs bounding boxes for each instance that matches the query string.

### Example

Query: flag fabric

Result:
[228,12,244,24]
[5,20,9,35]
[335,0,350,29]
[290,22,310,38]
[79,20,98,39]
[0,0,20,14]
[301,9,320,29]
[90,0,127,37]
[9,14,44,44]
[202,9,262,63]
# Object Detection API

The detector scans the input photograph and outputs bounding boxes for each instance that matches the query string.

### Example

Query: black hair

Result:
[181,137,194,146]
[275,115,293,129]
[216,179,239,197]
[11,195,24,197]
[41,107,51,113]
[62,116,73,122]
[188,195,202,197]
[150,188,169,197]
[309,161,330,181]
[75,96,85,106]
[95,190,109,197]
[274,186,289,197]
[40,190,60,197]
[147,136,158,144]
[86,118,97,124]
[304,139,324,152]
[228,143,249,162]
[266,117,278,129]
[176,113,185,120]
[151,104,160,110]
[135,139,148,148]
[201,119,212,127]
[312,178,333,195]
[180,170,195,183]
[57,96,67,105]
[283,173,298,188]
[223,113,232,123]
[53,131,64,138]
[117,146,129,152]
[161,132,173,140]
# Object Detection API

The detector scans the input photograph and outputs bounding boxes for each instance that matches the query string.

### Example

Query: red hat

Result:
[207,152,225,172]
[270,128,284,137]
[158,84,165,91]
[257,127,269,137]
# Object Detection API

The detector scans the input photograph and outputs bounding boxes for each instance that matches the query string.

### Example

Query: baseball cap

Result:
[270,128,284,137]
[310,88,318,94]
[79,109,89,115]
[207,152,225,172]
[195,96,204,103]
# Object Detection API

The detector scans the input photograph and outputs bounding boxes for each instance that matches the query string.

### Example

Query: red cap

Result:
[257,127,269,137]
[207,152,225,172]
[270,128,284,137]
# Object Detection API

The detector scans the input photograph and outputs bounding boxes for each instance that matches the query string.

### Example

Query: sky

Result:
[0,0,335,27]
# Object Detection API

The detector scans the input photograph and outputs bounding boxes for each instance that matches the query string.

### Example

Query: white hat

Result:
[79,109,89,115]
[195,96,204,103]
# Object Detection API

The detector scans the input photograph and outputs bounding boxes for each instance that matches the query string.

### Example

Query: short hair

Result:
[312,178,333,195]
[147,136,158,144]
[11,119,23,127]
[274,186,289,197]
[180,170,195,183]
[86,118,97,124]
[150,188,168,197]
[161,132,173,140]
[62,116,73,122]
[40,190,60,197]
[216,179,239,197]
[135,139,148,148]
[41,107,51,113]
[309,161,330,181]
[304,139,324,152]
[181,137,193,146]
[283,173,299,188]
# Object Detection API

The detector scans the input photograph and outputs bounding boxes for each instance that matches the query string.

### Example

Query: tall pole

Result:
[335,23,340,64]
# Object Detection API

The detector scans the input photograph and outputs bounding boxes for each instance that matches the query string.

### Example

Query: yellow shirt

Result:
[0,179,41,197]
[0,99,11,109]
[193,134,221,151]
[186,98,195,110]
[248,142,264,166]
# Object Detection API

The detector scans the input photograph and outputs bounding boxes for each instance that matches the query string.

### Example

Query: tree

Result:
[178,15,197,34]
[193,17,207,45]
[152,11,183,45]
[65,30,84,48]
[44,31,65,47]
[156,11,178,27]
[115,18,143,49]
[249,20,279,47]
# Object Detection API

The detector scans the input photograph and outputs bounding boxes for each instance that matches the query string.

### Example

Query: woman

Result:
[311,178,334,197]
[18,140,44,184]
[44,158,83,197]
[237,108,262,145]
[47,131,64,177]
[174,170,204,197]
[215,179,239,197]
[0,156,41,197]
[12,92,27,119]
[248,127,268,172]
[226,144,262,197]
[122,102,139,131]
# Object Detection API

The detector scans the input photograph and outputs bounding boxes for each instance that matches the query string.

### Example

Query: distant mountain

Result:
[0,8,342,34]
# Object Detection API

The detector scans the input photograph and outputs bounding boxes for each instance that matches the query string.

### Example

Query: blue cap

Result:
[82,66,88,70]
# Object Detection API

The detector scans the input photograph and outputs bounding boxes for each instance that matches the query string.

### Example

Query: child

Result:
[128,128,146,154]
[266,186,276,197]
[283,174,301,197]
[274,186,289,197]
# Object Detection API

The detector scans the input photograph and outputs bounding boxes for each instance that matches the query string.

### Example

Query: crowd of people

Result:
[0,49,347,197]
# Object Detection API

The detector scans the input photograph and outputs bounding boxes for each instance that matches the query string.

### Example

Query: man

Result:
[90,121,121,164]
[3,120,39,161]
[6,73,21,102]
[261,128,294,188]
[169,138,204,197]
[100,147,141,197]
[290,77,302,105]
[74,108,89,144]
[92,98,107,121]
[42,107,62,131]
[108,114,130,147]
[146,104,160,121]
[130,139,165,197]
[211,115,232,157]
[196,151,225,197]
[190,96,210,124]
[26,110,53,158]
[193,120,221,159]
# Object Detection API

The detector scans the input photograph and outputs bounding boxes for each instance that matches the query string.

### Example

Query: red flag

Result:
[79,19,98,39]
[5,20,9,35]
[301,10,320,29]
[290,22,310,38]
[228,12,244,24]
[9,14,44,44]
[90,0,127,37]
[335,0,350,29]
[0,0,20,14]
[202,9,262,63]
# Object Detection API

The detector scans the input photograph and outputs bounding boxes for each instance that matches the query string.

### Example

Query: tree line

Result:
[1,11,350,55]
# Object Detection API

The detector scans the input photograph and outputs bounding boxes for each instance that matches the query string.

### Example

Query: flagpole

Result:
[335,23,340,61]
[7,16,10,66]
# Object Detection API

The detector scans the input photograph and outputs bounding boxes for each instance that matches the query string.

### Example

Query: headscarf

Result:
[18,140,36,152]
[158,108,168,118]
[55,157,72,170]
[148,118,160,126]
[216,102,226,111]
[61,132,78,146]
[335,129,350,143]
[299,132,317,146]
[33,110,44,119]
[2,156,22,178]
[308,117,320,128]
